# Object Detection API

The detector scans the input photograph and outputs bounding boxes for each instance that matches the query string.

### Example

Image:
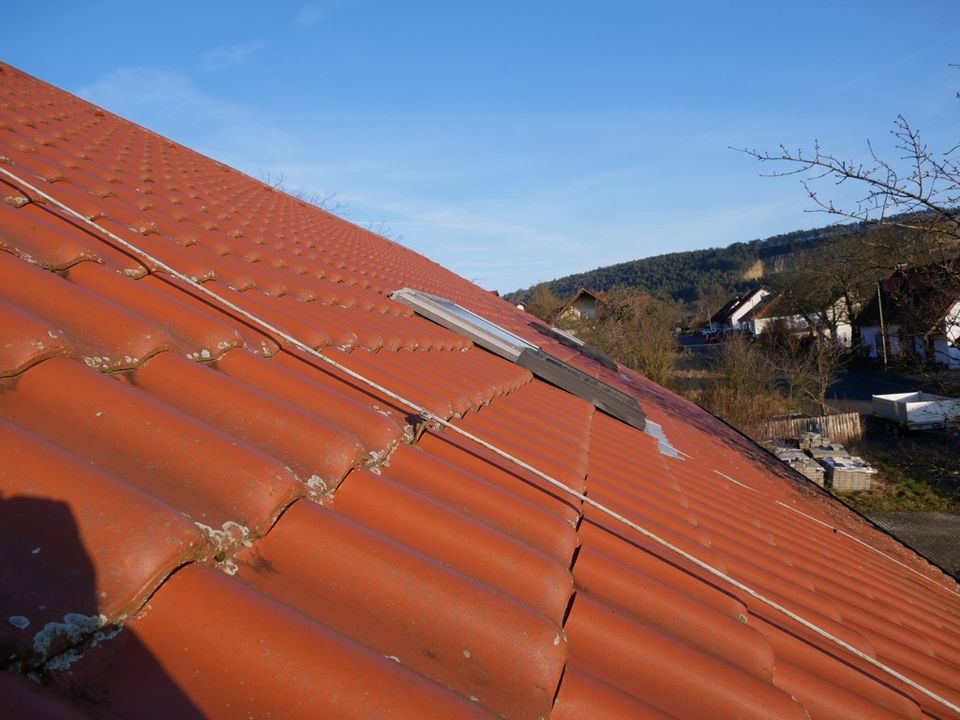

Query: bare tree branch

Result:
[731,96,960,254]
[256,170,346,213]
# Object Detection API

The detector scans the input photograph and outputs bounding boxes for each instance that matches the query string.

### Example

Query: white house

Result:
[857,262,960,369]
[709,287,773,332]
[712,288,853,347]
[556,288,607,325]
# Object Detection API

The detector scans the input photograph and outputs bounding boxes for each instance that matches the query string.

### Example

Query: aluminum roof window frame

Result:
[391,288,646,431]
[391,288,537,361]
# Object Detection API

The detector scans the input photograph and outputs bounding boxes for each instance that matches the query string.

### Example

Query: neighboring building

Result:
[857,261,960,368]
[822,296,857,348]
[709,286,772,332]
[556,287,606,324]
[743,294,854,348]
[738,291,804,336]
[3,63,960,720]
[712,287,853,346]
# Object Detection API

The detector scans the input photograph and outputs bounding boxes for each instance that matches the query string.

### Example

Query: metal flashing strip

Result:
[528,321,619,371]
[392,288,645,431]
[516,349,646,431]
[642,419,683,460]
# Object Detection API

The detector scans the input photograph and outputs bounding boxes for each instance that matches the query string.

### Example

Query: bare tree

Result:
[362,219,404,243]
[573,287,680,387]
[258,171,404,242]
[257,170,344,213]
[701,334,785,438]
[735,76,959,272]
[525,283,562,322]
[762,329,848,416]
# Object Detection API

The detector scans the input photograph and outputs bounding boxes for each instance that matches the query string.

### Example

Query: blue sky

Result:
[5,1,959,292]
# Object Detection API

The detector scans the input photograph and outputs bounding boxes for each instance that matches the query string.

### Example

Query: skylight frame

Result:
[391,288,646,431]
[391,288,539,360]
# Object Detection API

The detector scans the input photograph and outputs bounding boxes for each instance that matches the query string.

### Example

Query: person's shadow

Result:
[0,493,202,718]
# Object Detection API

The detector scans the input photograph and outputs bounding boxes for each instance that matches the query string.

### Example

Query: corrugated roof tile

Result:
[0,199,104,269]
[0,419,207,661]
[0,296,72,377]
[235,500,566,718]
[332,468,574,619]
[565,593,810,719]
[132,352,365,490]
[66,263,245,361]
[53,564,498,720]
[0,357,302,534]
[0,252,174,371]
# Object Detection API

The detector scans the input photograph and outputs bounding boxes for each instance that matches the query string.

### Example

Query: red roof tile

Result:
[1,60,959,719]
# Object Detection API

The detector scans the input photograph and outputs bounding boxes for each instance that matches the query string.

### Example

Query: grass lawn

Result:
[841,429,960,513]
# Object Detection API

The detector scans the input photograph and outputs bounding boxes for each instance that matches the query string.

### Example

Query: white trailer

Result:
[872,391,960,429]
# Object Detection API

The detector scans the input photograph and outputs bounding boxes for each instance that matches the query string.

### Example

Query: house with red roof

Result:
[556,287,607,324]
[2,62,960,719]
[857,262,960,369]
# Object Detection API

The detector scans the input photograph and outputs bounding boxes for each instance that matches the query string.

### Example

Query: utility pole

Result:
[877,282,888,367]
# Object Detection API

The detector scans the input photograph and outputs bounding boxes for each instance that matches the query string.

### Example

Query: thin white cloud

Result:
[73,66,296,174]
[201,42,264,72]
[296,1,350,27]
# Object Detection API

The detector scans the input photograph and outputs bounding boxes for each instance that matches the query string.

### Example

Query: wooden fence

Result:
[762,412,863,444]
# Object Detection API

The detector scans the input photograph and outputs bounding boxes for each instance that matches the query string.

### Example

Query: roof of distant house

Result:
[564,286,607,307]
[711,287,771,325]
[742,291,783,322]
[857,260,960,330]
[710,294,744,324]
[2,62,960,719]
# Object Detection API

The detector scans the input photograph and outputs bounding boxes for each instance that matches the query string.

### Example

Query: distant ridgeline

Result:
[506,222,864,305]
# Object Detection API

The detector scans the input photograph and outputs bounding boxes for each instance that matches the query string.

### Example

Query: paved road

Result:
[827,367,917,415]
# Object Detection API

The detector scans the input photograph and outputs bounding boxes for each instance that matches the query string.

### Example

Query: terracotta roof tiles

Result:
[2,61,960,719]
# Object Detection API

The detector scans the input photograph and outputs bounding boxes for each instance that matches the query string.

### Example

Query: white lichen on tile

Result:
[9,615,30,630]
[305,475,328,493]
[32,613,105,657]
[304,474,336,502]
[89,622,124,648]
[194,520,253,553]
[43,648,83,672]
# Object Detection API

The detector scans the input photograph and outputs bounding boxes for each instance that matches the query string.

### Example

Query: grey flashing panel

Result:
[391,288,645,431]
[528,321,619,371]
[391,288,537,361]
[516,349,645,431]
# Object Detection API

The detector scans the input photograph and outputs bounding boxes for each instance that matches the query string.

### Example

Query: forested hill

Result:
[505,222,861,304]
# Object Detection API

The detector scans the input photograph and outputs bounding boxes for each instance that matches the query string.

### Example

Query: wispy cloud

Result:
[201,42,264,72]
[296,1,350,27]
[73,66,296,173]
[342,192,599,290]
